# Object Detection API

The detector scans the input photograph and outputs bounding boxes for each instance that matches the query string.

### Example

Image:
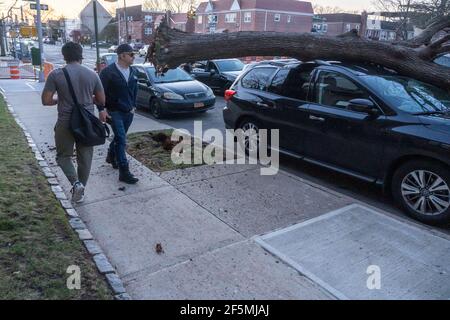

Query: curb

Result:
[4,98,131,301]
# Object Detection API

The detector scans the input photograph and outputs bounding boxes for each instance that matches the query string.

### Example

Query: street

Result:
[41,43,146,69]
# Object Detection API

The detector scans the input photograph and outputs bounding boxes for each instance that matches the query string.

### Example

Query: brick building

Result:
[116,6,193,44]
[195,0,314,34]
[116,5,164,44]
[318,13,364,36]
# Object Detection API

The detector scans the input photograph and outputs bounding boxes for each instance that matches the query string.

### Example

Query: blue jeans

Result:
[108,111,134,168]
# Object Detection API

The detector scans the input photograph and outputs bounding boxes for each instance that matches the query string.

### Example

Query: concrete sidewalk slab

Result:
[51,157,170,207]
[159,163,260,186]
[255,204,450,300]
[175,168,353,237]
[76,186,243,278]
[125,240,333,300]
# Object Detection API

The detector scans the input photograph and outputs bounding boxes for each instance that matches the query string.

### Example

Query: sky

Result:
[1,0,376,19]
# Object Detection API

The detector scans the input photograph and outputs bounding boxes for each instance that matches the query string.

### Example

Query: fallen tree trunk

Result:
[148,16,450,91]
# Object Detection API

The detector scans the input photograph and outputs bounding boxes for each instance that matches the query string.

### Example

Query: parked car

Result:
[434,54,450,67]
[139,45,150,57]
[131,42,144,51]
[94,53,118,73]
[133,64,216,118]
[242,58,300,73]
[223,60,450,224]
[108,45,118,53]
[191,59,245,94]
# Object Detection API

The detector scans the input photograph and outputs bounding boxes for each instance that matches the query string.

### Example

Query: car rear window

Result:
[241,67,277,91]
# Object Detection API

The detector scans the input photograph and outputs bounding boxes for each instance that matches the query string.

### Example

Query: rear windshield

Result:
[215,60,244,72]
[146,67,193,83]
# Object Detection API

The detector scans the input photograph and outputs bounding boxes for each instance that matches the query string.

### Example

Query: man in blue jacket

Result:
[99,44,139,184]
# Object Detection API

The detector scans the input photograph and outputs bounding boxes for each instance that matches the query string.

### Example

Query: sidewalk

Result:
[1,79,449,300]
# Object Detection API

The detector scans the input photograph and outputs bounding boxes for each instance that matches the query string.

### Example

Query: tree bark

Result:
[148,15,450,91]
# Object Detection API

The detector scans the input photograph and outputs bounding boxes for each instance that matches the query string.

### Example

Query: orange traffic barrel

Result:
[10,65,20,79]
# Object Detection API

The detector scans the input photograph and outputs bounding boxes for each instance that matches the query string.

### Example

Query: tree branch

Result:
[401,14,450,47]
[148,20,450,91]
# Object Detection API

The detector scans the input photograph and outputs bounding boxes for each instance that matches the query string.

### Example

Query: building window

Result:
[323,24,328,32]
[208,15,218,24]
[145,15,153,23]
[356,24,360,30]
[225,13,237,23]
[345,23,351,32]
[244,12,251,23]
[287,15,292,23]
[144,27,152,35]
[127,16,133,22]
[274,14,281,22]
[198,15,203,24]
[209,26,216,33]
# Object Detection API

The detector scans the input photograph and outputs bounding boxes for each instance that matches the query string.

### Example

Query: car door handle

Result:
[309,115,325,122]
[257,102,275,108]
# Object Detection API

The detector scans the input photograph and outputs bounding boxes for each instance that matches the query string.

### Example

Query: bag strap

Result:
[62,67,80,107]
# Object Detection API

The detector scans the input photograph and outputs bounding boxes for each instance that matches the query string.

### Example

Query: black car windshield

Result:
[363,75,450,114]
[215,60,244,72]
[146,67,193,83]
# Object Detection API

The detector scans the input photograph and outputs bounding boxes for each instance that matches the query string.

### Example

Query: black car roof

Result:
[250,59,399,77]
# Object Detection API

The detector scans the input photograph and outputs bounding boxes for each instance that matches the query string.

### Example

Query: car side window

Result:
[207,62,218,72]
[269,68,314,100]
[241,68,277,91]
[315,71,370,109]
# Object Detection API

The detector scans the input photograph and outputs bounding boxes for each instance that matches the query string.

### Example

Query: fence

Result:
[0,59,38,80]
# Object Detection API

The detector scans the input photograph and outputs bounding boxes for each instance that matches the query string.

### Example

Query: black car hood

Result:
[154,80,208,94]
[222,71,241,79]
[419,113,450,134]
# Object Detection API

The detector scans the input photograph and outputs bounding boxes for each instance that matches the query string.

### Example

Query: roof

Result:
[197,0,314,14]
[170,13,188,24]
[318,13,362,23]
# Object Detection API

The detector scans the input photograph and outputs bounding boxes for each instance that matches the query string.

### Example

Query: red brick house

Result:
[318,13,364,37]
[195,0,314,34]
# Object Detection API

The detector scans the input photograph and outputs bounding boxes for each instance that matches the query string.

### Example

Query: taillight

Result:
[224,89,236,101]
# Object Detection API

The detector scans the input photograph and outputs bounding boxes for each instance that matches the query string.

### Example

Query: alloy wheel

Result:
[401,170,450,216]
[241,122,259,155]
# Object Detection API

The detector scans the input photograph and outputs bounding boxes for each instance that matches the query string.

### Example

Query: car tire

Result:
[392,160,450,225]
[238,118,271,158]
[150,99,164,119]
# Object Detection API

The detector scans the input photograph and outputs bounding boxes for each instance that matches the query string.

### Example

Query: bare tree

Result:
[313,5,360,14]
[144,0,199,13]
[147,14,450,91]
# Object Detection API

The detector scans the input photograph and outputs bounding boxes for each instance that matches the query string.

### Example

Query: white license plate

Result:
[194,102,205,108]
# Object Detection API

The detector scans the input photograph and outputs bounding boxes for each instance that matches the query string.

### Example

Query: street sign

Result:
[20,26,37,37]
[30,3,49,10]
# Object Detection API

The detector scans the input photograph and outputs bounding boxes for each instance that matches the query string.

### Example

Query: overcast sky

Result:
[2,0,376,19]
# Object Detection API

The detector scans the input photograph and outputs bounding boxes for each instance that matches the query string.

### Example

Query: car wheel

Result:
[392,160,450,225]
[238,118,271,157]
[150,99,164,119]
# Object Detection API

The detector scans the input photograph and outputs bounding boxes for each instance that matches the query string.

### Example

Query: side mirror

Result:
[138,78,149,85]
[348,99,379,115]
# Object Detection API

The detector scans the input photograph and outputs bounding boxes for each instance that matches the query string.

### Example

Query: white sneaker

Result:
[71,181,85,203]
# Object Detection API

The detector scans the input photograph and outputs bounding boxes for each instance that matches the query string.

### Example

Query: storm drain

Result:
[254,204,450,300]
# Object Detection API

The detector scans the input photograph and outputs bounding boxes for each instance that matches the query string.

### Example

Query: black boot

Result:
[106,151,118,169]
[119,165,139,184]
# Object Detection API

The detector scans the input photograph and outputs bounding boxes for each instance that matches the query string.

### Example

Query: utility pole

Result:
[93,0,100,71]
[36,0,45,82]
[124,0,129,43]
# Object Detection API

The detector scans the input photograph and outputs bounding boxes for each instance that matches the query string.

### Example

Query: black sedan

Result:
[223,60,450,225]
[191,59,244,95]
[133,64,216,118]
